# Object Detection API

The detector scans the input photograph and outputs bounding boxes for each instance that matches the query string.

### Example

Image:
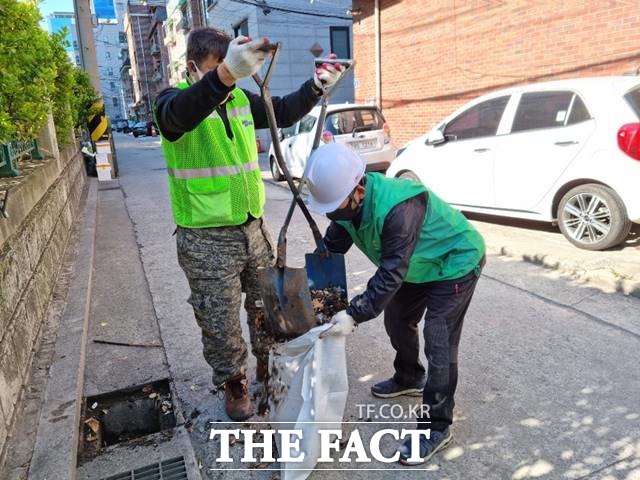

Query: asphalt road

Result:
[112,134,640,480]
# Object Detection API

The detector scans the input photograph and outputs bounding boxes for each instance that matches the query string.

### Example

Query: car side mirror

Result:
[425,130,446,146]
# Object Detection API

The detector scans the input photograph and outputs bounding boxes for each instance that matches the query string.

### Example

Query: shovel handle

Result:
[277,59,356,255]
[252,43,325,267]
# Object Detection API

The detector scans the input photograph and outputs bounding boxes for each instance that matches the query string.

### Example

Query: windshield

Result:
[323,109,384,135]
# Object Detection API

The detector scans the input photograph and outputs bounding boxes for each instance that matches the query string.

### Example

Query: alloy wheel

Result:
[561,193,611,245]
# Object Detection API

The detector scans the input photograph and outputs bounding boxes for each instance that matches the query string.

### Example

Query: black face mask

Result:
[326,192,362,222]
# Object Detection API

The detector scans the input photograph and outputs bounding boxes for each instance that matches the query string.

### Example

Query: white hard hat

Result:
[306,143,366,214]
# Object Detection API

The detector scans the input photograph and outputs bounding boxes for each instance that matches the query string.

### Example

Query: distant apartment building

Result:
[123,1,171,121]
[163,0,205,86]
[202,0,354,148]
[47,12,81,66]
[205,0,354,103]
[119,46,136,117]
[90,0,128,121]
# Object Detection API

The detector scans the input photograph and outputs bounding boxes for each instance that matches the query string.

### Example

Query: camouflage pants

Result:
[176,217,275,387]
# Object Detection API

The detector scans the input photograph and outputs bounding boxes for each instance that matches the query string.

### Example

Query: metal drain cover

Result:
[101,456,187,480]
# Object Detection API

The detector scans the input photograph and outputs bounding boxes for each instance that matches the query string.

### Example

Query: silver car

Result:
[269,104,397,181]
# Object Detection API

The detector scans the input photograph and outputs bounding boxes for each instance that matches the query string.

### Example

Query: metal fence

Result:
[0,139,42,177]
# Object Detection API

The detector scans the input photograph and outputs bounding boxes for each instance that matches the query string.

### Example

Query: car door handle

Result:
[474,147,490,153]
[554,140,579,146]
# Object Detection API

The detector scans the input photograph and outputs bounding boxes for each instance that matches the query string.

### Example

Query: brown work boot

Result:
[256,358,269,383]
[224,375,253,421]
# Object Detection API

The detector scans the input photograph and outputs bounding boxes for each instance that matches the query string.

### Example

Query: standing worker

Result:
[153,28,342,421]
[307,143,486,465]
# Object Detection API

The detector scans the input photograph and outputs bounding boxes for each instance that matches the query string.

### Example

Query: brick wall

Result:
[0,145,86,456]
[352,0,640,146]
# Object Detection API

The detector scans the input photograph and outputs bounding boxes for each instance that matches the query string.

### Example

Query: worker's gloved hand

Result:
[314,54,344,91]
[223,36,268,81]
[319,310,356,338]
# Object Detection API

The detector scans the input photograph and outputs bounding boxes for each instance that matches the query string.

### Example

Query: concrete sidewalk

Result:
[6,176,201,480]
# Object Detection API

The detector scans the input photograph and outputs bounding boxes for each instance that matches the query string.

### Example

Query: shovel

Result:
[253,43,322,338]
[280,59,355,300]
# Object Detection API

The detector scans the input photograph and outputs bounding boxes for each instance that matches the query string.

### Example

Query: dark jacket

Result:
[323,193,428,323]
[154,67,321,142]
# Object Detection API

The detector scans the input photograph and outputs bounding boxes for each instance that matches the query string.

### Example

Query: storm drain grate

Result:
[101,456,187,480]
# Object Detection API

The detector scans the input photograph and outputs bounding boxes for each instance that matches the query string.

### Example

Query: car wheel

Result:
[270,156,284,182]
[558,184,632,250]
[398,170,420,182]
[133,132,139,138]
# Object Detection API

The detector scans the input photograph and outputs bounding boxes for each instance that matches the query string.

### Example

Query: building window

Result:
[234,18,249,38]
[113,97,119,107]
[75,55,81,65]
[330,26,350,58]
[110,81,116,90]
[108,67,114,76]
[106,51,111,60]
[119,32,126,44]
[73,40,78,49]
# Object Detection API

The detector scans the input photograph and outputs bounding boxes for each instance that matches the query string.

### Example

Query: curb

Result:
[28,180,97,480]
[486,244,639,299]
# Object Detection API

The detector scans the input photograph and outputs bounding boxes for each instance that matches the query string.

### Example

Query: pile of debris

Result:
[310,286,348,325]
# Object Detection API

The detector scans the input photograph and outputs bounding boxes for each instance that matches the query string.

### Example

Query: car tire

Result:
[270,156,285,182]
[398,170,420,182]
[133,132,139,138]
[557,184,632,251]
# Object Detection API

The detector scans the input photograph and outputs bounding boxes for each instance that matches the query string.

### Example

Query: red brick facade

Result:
[352,1,640,146]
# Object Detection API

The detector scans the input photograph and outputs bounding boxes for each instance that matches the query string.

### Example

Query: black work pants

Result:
[383,258,484,431]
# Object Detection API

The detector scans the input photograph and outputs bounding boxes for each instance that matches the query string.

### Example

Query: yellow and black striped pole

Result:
[88,100,108,142]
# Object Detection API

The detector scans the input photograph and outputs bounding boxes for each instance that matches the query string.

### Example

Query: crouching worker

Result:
[307,143,486,465]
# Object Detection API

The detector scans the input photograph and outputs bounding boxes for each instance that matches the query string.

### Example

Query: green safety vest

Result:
[338,173,486,283]
[155,83,264,228]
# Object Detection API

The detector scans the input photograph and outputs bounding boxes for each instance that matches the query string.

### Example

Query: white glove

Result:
[319,310,356,338]
[222,36,267,80]
[314,59,343,91]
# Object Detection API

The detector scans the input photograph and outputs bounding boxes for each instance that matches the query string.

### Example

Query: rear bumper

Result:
[366,161,391,172]
[362,144,396,172]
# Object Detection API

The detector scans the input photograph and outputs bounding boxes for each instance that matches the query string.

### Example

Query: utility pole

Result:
[73,0,101,92]
[73,0,118,178]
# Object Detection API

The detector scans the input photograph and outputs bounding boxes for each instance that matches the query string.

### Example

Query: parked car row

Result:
[112,120,157,137]
[269,76,640,250]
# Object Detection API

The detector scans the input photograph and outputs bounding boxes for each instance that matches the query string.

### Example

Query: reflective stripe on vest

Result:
[167,160,259,179]
[228,106,251,118]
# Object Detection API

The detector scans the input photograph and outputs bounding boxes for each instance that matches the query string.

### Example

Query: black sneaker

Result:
[371,378,424,398]
[398,428,452,465]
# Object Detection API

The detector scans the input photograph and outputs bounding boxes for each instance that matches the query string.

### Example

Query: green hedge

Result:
[0,0,99,145]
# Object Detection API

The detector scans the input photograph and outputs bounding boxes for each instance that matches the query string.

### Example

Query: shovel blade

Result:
[305,252,348,295]
[257,265,316,338]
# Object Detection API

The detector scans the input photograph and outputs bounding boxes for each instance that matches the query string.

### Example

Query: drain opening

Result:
[80,379,176,461]
[100,456,187,480]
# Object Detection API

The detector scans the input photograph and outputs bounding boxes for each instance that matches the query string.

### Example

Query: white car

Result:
[387,76,640,250]
[269,104,396,181]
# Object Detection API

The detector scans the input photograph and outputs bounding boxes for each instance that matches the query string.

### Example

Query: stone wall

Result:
[0,142,86,455]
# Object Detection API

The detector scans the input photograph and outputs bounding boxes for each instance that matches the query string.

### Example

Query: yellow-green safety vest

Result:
[155,83,264,228]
